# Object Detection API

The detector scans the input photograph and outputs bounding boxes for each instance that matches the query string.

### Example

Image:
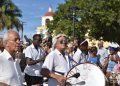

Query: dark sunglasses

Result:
[59,40,67,44]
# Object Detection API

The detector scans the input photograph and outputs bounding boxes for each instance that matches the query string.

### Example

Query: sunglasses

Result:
[59,40,67,44]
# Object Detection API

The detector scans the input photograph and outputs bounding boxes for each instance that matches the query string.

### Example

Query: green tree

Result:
[48,0,120,43]
[79,0,120,43]
[47,0,86,40]
[0,0,22,31]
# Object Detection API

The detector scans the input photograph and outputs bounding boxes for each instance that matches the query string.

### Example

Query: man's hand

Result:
[56,75,67,84]
[0,82,9,86]
[37,57,45,62]
[49,73,67,84]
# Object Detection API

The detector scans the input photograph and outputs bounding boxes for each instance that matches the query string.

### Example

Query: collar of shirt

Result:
[31,43,41,49]
[54,49,68,61]
[77,48,82,53]
[54,49,62,55]
[31,43,36,49]
[3,49,13,61]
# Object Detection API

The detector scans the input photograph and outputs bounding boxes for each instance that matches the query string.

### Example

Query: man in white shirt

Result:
[72,39,88,65]
[24,34,46,86]
[0,30,23,86]
[41,34,71,86]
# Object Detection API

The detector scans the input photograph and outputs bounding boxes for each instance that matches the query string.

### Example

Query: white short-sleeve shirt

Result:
[24,44,45,76]
[72,48,82,64]
[0,50,23,86]
[72,48,87,65]
[42,49,70,86]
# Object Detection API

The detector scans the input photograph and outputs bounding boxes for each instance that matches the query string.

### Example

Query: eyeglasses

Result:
[8,38,20,42]
[58,40,67,44]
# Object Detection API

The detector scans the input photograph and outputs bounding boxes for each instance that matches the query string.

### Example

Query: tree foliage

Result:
[48,0,120,43]
[79,0,120,43]
[47,0,86,40]
[0,0,22,31]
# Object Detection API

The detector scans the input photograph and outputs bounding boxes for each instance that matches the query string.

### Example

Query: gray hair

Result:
[3,32,9,47]
[3,30,17,47]
[52,34,67,49]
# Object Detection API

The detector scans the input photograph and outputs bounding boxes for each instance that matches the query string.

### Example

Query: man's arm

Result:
[40,68,67,84]
[102,57,109,73]
[0,82,9,86]
[26,57,43,65]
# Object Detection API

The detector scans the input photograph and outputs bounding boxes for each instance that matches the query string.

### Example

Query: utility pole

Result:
[65,0,80,40]
[69,0,79,40]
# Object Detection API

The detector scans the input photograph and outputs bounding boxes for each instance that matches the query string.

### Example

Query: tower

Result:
[37,6,54,39]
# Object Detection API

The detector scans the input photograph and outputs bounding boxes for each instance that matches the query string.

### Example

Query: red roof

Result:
[44,12,54,16]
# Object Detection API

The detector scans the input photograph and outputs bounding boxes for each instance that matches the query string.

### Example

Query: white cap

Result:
[110,42,119,48]
[80,40,87,45]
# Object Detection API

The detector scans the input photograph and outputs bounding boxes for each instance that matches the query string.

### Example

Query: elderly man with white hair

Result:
[0,30,23,86]
[41,34,71,86]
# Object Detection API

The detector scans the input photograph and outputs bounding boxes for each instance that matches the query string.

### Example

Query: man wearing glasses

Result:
[24,34,46,86]
[0,30,23,86]
[41,34,71,86]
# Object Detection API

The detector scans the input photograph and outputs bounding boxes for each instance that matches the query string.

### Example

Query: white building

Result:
[36,6,54,39]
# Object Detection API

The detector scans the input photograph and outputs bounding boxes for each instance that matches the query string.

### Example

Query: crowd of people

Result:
[0,30,120,86]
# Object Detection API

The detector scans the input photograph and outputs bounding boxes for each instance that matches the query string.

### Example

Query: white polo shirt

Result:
[24,44,45,76]
[42,49,70,86]
[73,48,87,65]
[0,50,23,86]
[73,48,82,64]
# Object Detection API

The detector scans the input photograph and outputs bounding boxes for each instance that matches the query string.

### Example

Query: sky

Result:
[0,0,65,38]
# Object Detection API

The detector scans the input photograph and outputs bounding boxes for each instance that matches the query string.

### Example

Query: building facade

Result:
[36,6,54,39]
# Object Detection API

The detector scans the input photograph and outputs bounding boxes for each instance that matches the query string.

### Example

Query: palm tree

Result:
[0,0,22,31]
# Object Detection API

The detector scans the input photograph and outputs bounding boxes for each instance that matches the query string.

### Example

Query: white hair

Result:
[3,32,10,47]
[52,34,67,49]
[3,30,17,46]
